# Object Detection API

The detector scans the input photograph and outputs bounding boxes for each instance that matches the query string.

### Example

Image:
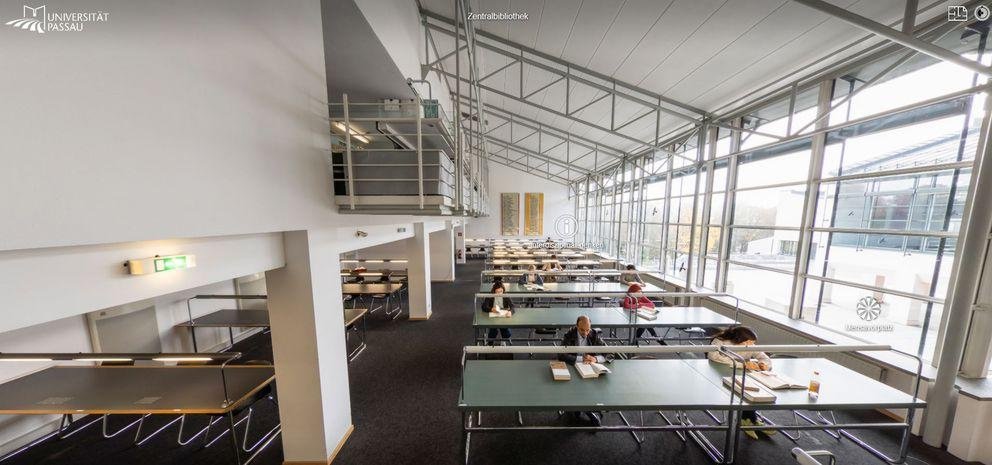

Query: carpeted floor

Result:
[4,260,974,465]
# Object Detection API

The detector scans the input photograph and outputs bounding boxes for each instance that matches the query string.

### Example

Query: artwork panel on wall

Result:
[524,192,544,236]
[500,193,519,236]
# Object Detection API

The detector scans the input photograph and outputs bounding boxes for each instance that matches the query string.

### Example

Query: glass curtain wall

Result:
[569,27,989,364]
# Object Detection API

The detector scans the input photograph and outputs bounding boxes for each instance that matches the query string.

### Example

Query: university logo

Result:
[5,5,46,34]
[4,4,109,34]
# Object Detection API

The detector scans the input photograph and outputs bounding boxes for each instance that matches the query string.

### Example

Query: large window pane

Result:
[733,185,806,228]
[729,228,799,272]
[800,279,941,360]
[725,264,793,314]
[806,232,945,297]
[737,148,810,189]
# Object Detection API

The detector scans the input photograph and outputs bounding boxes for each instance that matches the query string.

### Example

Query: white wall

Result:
[353,0,454,116]
[466,163,572,240]
[0,234,285,335]
[0,0,343,252]
[429,224,455,281]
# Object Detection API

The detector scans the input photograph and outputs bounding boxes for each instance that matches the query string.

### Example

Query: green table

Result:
[460,359,733,411]
[458,359,737,463]
[472,306,736,344]
[481,282,664,294]
[683,358,925,411]
[458,356,924,465]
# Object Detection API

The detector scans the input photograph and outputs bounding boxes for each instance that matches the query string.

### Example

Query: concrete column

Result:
[430,221,456,282]
[265,230,353,463]
[455,221,467,264]
[406,223,433,320]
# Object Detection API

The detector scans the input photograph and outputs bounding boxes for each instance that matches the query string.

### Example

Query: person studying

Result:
[480,283,515,343]
[541,255,563,283]
[620,264,645,286]
[622,284,660,343]
[517,264,544,286]
[557,315,607,426]
[707,326,776,439]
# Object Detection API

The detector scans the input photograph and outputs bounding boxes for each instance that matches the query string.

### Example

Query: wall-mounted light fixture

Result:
[355,230,368,238]
[125,254,196,275]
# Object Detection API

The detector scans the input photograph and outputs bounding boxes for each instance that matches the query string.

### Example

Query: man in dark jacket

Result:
[558,315,606,427]
[557,315,606,365]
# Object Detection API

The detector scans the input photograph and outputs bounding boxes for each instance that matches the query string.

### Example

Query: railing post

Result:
[417,94,424,209]
[343,93,355,210]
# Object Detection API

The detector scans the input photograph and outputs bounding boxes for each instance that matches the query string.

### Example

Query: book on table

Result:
[747,370,805,390]
[549,361,571,381]
[489,308,512,318]
[722,375,777,403]
[523,283,544,291]
[636,309,657,321]
[574,362,611,379]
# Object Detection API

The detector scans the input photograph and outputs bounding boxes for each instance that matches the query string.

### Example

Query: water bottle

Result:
[808,370,821,399]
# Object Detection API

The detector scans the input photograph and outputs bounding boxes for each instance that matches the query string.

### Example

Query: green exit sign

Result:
[154,256,190,272]
[127,254,197,275]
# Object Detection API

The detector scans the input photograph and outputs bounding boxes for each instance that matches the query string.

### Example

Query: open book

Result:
[722,375,777,403]
[523,283,544,291]
[747,371,805,390]
[550,361,571,381]
[574,362,611,379]
[489,308,512,318]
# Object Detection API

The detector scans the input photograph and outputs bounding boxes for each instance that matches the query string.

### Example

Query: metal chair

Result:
[201,360,280,460]
[792,447,836,465]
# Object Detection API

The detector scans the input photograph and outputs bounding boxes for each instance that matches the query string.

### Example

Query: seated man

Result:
[558,315,605,427]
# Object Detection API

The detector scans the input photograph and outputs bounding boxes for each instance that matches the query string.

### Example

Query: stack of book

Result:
[549,361,570,381]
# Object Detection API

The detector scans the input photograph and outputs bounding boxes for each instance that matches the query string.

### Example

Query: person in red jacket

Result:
[622,284,660,343]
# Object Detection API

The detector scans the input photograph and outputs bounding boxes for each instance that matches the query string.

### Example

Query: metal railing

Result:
[329,95,488,215]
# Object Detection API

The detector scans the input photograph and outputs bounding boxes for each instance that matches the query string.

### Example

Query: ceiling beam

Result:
[464,128,594,175]
[792,0,992,76]
[421,8,707,118]
[452,93,627,158]
[485,151,571,185]
[434,67,661,152]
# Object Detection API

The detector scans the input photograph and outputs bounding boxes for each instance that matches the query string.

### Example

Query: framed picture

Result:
[500,193,519,236]
[524,192,544,236]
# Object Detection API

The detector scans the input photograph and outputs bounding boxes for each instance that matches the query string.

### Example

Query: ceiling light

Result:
[333,122,371,144]
[153,357,213,363]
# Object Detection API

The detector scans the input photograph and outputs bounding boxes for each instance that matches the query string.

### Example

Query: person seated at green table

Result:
[518,264,543,308]
[479,283,515,342]
[517,264,544,285]
[542,255,563,282]
[707,326,775,439]
[622,284,660,343]
[558,315,605,427]
[620,264,644,286]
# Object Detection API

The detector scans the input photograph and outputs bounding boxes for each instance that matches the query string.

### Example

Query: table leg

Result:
[462,411,472,465]
[228,412,243,465]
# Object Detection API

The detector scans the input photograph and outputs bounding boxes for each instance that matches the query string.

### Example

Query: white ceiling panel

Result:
[420,0,955,173]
